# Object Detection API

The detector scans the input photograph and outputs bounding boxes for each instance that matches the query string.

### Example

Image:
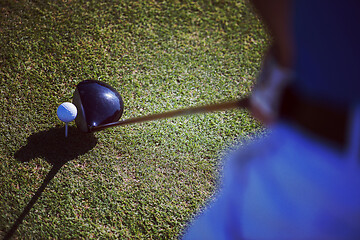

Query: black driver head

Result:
[72,80,124,132]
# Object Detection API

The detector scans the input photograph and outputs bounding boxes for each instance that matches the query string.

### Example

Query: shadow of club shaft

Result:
[4,164,63,240]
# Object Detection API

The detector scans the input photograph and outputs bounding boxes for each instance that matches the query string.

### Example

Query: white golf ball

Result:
[57,102,77,123]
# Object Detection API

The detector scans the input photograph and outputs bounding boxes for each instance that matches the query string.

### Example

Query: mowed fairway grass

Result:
[0,0,267,239]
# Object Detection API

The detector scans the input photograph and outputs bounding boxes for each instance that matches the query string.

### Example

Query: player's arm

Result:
[248,0,294,124]
[250,0,294,68]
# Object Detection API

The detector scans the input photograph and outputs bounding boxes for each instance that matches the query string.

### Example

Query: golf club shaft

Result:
[90,97,249,132]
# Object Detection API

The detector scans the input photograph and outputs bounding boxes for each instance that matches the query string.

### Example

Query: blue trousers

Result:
[183,106,360,239]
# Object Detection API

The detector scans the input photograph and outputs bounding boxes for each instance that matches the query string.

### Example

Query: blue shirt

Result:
[294,0,360,107]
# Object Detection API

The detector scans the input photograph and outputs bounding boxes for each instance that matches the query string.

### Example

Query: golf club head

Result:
[72,80,124,132]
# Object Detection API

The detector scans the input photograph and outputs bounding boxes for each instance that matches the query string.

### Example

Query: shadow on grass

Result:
[14,126,97,166]
[4,126,97,240]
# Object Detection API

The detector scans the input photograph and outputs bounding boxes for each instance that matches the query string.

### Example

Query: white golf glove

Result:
[251,53,293,123]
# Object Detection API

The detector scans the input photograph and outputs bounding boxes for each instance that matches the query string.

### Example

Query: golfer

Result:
[183,0,360,239]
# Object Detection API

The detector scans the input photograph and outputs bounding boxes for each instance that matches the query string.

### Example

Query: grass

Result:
[0,0,267,239]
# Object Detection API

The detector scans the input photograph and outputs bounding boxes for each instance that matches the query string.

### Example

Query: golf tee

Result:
[65,123,68,138]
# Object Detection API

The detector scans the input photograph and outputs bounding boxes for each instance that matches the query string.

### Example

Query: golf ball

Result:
[57,102,77,123]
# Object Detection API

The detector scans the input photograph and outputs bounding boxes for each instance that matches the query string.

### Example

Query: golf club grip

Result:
[90,97,249,132]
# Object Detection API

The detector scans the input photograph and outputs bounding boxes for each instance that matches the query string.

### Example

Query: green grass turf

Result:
[0,0,267,238]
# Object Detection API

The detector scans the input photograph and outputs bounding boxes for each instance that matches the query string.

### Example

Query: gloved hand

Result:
[250,52,293,125]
